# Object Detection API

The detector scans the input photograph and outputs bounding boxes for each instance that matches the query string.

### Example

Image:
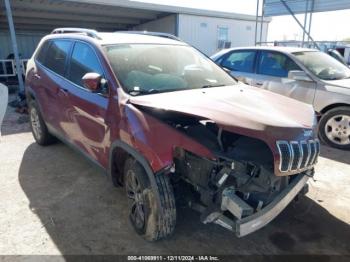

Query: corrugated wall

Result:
[0,32,44,59]
[178,14,268,56]
[133,15,176,35]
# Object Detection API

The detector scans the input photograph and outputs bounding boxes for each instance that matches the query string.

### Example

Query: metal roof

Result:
[264,0,350,17]
[0,0,163,32]
[66,0,269,21]
[0,0,269,33]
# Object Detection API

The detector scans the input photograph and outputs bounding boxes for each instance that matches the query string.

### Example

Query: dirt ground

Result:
[0,103,350,256]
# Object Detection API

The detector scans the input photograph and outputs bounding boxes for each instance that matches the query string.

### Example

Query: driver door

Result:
[64,41,110,167]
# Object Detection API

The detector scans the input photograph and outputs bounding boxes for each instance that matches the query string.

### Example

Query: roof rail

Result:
[51,28,101,40]
[116,31,181,41]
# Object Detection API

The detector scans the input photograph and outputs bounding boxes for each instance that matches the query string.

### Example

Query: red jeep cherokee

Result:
[25,28,320,241]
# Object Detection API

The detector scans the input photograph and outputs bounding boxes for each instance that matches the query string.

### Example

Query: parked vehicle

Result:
[211,47,350,149]
[26,28,319,241]
[327,49,348,66]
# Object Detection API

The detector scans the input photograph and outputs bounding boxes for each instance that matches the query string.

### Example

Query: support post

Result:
[280,0,320,50]
[302,0,309,47]
[4,0,24,94]
[307,0,315,47]
[255,0,260,46]
[259,0,265,45]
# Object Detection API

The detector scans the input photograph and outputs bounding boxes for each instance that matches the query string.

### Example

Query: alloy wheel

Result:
[30,107,42,140]
[125,170,146,230]
[325,114,350,146]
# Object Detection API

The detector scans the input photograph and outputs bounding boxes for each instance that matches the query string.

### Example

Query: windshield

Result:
[104,44,236,95]
[293,51,350,80]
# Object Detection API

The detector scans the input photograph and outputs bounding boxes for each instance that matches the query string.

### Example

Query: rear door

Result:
[219,50,257,85]
[64,41,110,167]
[253,50,317,104]
[33,39,73,134]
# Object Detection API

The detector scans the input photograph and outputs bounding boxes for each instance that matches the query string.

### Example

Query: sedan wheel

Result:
[319,107,350,150]
[325,115,350,146]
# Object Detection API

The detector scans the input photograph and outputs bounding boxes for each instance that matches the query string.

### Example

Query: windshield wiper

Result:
[129,88,189,96]
[129,89,159,96]
[201,84,226,89]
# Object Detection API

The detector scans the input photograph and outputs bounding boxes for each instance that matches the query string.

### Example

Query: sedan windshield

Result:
[104,44,236,95]
[293,51,350,80]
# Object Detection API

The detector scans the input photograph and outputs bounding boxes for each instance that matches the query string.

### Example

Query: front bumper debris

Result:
[210,174,309,237]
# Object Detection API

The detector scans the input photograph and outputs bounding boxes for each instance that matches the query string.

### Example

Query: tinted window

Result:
[258,51,300,77]
[44,40,71,76]
[36,41,50,64]
[221,51,256,73]
[68,42,103,87]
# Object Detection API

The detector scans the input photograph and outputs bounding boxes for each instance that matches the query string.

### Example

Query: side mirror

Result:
[288,70,313,82]
[82,72,102,92]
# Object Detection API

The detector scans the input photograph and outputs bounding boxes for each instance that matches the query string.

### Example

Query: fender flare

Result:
[109,140,163,212]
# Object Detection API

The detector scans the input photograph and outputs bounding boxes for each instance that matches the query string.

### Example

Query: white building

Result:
[0,0,270,60]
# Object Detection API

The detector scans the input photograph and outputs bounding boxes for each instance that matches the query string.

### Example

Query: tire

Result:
[28,100,55,146]
[318,106,350,150]
[124,158,176,241]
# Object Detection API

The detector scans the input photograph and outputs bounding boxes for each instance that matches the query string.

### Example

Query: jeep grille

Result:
[276,139,320,172]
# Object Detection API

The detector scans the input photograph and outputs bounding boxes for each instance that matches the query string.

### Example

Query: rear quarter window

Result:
[221,51,256,73]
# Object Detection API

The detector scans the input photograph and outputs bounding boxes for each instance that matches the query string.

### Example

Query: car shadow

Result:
[320,144,350,165]
[18,143,350,255]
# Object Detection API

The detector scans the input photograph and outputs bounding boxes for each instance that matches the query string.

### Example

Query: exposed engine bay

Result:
[138,106,315,236]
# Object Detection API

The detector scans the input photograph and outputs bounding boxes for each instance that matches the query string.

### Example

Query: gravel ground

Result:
[0,103,349,256]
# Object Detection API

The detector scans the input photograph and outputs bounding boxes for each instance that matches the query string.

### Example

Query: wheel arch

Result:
[320,103,350,114]
[108,140,163,211]
[25,88,37,102]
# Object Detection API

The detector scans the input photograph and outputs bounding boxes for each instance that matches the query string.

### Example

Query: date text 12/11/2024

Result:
[127,256,220,261]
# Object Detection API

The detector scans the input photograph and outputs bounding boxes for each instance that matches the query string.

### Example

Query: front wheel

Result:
[124,158,176,241]
[319,106,350,150]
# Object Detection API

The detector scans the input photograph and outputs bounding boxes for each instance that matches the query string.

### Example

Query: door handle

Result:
[61,87,69,93]
[255,82,264,86]
[33,73,41,80]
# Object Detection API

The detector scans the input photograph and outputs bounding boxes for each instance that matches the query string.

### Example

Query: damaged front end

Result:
[140,107,318,237]
[173,147,313,237]
[127,88,319,236]
[171,136,315,237]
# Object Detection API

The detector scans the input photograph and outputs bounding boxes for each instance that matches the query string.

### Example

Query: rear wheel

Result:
[29,101,55,146]
[124,158,176,241]
[319,107,350,150]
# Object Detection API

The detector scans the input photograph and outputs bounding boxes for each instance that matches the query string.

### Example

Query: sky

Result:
[139,0,350,42]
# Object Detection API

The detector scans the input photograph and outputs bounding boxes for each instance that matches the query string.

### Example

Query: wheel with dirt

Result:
[124,158,176,241]
[318,106,350,150]
[29,100,55,146]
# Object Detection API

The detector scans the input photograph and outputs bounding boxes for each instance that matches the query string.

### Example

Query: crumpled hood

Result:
[129,84,315,137]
